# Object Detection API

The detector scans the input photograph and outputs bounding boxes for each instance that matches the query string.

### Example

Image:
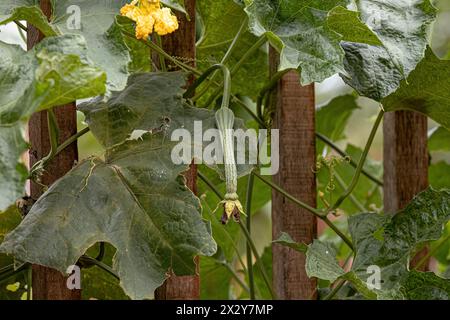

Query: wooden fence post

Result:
[154,0,200,300]
[383,111,429,270]
[27,0,81,299]
[270,49,318,299]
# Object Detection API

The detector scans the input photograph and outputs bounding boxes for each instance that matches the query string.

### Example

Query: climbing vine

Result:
[0,0,450,300]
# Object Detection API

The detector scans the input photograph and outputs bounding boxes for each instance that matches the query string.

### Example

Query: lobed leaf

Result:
[0,34,106,125]
[0,133,217,300]
[52,0,132,91]
[327,6,382,46]
[79,72,255,179]
[244,0,348,85]
[382,48,450,130]
[341,0,437,100]
[349,188,450,294]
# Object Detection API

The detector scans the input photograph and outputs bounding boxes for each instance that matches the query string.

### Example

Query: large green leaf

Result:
[79,72,212,148]
[382,48,450,130]
[327,6,382,46]
[2,1,147,91]
[52,0,131,91]
[278,188,450,299]
[0,34,106,125]
[394,271,450,300]
[349,188,450,293]
[357,0,436,76]
[0,132,217,300]
[79,72,254,178]
[114,16,152,73]
[197,0,268,100]
[244,0,347,85]
[0,125,28,212]
[341,0,436,100]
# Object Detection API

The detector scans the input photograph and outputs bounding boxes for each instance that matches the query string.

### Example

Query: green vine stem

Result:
[0,263,28,285]
[193,17,249,101]
[330,110,384,212]
[14,20,28,32]
[29,127,90,179]
[184,64,225,98]
[334,172,367,212]
[245,172,256,300]
[123,30,201,75]
[253,172,324,218]
[198,173,248,272]
[256,69,292,121]
[78,255,119,280]
[316,132,383,187]
[203,35,267,108]
[253,171,355,251]
[198,170,275,299]
[232,96,267,128]
[154,34,167,72]
[323,278,346,300]
[29,109,60,180]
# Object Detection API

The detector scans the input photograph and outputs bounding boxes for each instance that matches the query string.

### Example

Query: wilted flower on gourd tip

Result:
[120,0,179,39]
[214,107,246,225]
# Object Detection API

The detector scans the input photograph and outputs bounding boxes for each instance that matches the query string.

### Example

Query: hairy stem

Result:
[239,221,276,299]
[197,171,274,298]
[193,17,249,101]
[203,35,267,108]
[257,69,292,121]
[253,172,354,251]
[334,172,367,212]
[316,132,383,187]
[154,34,167,72]
[330,110,384,211]
[245,172,256,300]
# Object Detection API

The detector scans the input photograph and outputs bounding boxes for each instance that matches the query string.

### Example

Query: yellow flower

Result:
[136,15,155,39]
[120,0,179,39]
[140,0,160,15]
[153,8,179,36]
[120,1,141,20]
